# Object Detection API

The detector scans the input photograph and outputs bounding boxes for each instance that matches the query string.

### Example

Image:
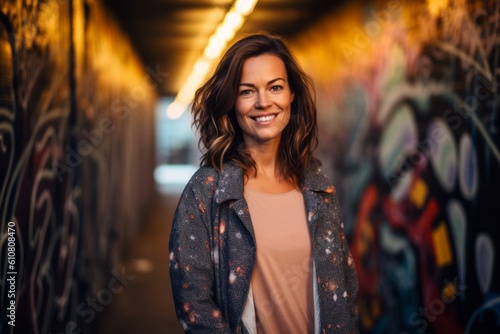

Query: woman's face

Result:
[235,53,294,149]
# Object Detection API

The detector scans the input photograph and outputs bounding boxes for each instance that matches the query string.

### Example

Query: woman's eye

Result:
[271,85,283,92]
[239,89,252,95]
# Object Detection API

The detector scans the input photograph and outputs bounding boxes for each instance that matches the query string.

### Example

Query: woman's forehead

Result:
[240,54,287,81]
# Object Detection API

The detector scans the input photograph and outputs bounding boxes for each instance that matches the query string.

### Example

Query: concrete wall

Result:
[0,0,157,332]
[290,0,500,332]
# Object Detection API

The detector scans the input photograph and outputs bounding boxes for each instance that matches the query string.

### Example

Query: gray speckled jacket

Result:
[169,162,359,333]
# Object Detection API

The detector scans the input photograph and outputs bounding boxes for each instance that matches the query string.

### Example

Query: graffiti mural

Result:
[0,0,156,333]
[292,0,500,333]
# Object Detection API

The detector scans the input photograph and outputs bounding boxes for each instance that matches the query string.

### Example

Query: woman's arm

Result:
[169,179,232,333]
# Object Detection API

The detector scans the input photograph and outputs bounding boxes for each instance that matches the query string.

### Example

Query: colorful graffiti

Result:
[0,0,156,333]
[292,0,500,333]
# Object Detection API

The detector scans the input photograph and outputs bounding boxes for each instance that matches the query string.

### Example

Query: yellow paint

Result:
[359,296,381,329]
[410,178,428,208]
[432,222,453,267]
[427,0,450,16]
[358,219,373,254]
[442,280,457,300]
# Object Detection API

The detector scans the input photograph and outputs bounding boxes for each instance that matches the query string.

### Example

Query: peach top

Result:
[244,187,314,334]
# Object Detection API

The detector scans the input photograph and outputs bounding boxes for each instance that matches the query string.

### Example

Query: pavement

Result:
[96,190,184,334]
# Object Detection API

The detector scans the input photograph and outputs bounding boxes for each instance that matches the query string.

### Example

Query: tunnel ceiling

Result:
[103,0,342,97]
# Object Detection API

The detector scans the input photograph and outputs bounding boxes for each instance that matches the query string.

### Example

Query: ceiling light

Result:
[167,0,259,119]
[223,12,244,30]
[235,0,258,16]
[204,35,227,59]
[193,59,211,76]
[166,101,186,119]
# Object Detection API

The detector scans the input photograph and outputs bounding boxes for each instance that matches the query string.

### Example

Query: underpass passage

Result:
[96,191,184,334]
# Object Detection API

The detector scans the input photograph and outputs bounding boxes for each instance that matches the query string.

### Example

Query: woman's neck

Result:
[245,138,279,165]
[244,141,296,194]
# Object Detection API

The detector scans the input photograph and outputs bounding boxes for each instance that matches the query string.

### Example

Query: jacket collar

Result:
[299,161,336,241]
[214,162,245,204]
[300,161,336,194]
[214,161,334,204]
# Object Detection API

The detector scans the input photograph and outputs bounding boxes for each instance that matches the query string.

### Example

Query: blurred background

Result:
[1,0,499,333]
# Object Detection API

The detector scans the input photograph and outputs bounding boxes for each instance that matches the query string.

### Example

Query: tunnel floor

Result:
[95,190,184,334]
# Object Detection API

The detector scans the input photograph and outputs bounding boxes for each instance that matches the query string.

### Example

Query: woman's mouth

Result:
[252,114,277,122]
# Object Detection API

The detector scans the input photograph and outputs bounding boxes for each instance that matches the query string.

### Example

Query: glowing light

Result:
[193,59,211,76]
[166,101,187,120]
[223,12,244,30]
[167,0,259,119]
[235,0,258,16]
[427,0,449,16]
[215,25,236,43]
[204,35,227,59]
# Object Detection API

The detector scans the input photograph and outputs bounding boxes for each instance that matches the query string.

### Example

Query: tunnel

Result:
[0,0,499,333]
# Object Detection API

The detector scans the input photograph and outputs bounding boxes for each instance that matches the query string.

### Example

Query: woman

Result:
[169,33,358,334]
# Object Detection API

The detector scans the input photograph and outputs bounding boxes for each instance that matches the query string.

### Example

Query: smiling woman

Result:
[235,54,294,156]
[168,33,359,333]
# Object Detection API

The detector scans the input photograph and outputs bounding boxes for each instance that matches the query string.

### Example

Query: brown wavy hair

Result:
[192,32,318,181]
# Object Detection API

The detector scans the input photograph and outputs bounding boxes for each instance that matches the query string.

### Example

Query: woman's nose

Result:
[255,91,271,109]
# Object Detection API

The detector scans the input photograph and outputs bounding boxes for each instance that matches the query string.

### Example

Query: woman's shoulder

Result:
[184,165,220,191]
[301,159,337,193]
[189,165,220,180]
[184,163,243,194]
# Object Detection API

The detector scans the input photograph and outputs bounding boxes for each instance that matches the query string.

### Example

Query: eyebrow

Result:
[238,77,286,87]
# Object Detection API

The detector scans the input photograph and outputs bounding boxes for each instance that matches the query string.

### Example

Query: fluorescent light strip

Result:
[167,0,258,119]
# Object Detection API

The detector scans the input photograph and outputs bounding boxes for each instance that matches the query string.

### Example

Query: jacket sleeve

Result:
[169,179,232,333]
[336,193,360,332]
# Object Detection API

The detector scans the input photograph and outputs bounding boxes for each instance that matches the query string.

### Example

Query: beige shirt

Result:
[244,188,314,334]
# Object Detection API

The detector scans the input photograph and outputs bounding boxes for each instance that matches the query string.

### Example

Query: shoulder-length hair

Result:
[192,32,318,181]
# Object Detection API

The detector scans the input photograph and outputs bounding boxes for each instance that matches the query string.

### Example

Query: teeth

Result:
[254,115,276,122]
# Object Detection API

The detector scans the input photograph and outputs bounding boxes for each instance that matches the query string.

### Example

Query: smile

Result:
[252,114,277,122]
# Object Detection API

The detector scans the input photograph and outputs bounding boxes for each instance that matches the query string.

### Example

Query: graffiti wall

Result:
[0,0,156,333]
[291,0,500,333]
